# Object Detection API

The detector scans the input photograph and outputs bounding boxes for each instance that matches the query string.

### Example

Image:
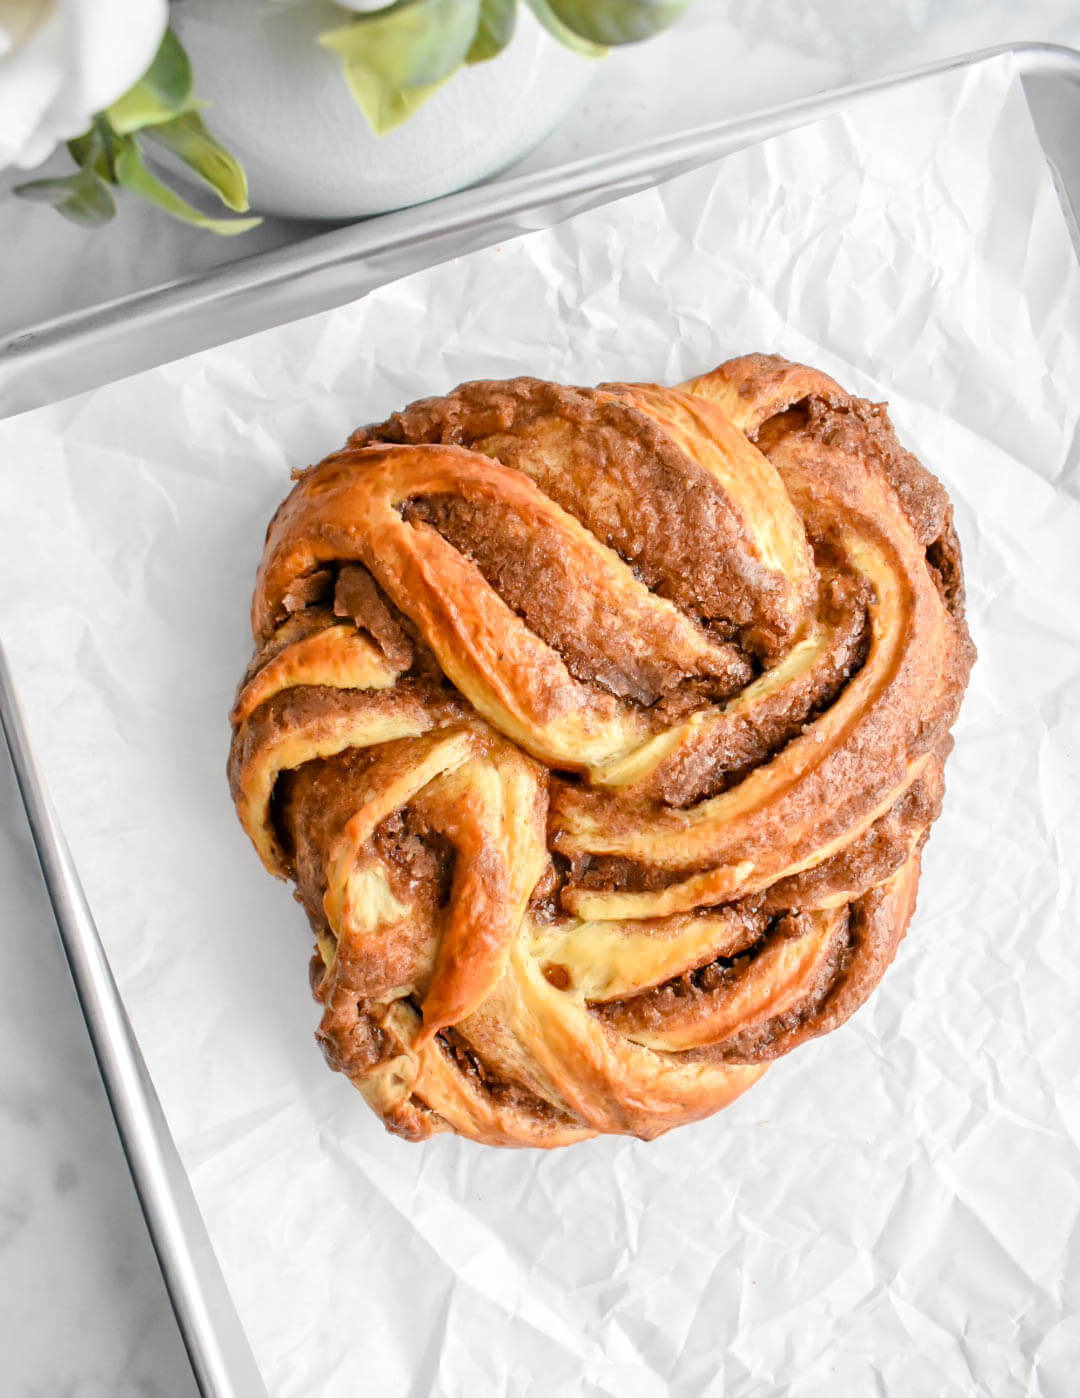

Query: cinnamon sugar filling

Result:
[404,489,753,707]
[228,354,974,1146]
[354,376,809,658]
[429,1027,577,1125]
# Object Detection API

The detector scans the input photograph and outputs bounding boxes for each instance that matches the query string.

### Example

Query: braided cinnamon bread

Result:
[228,354,974,1147]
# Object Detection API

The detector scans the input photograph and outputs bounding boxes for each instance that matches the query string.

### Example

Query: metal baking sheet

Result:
[1,42,1078,421]
[0,645,268,1398]
[2,42,1078,1398]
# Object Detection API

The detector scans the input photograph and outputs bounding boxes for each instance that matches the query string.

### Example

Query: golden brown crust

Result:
[228,353,974,1147]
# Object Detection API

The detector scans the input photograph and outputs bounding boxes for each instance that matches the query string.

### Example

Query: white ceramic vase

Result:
[173,0,597,220]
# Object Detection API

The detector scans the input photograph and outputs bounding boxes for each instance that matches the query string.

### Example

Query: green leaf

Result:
[68,121,115,180]
[13,169,116,228]
[467,0,517,63]
[545,0,689,45]
[113,139,261,236]
[319,0,481,89]
[142,111,250,212]
[106,29,194,135]
[338,63,451,137]
[524,0,607,57]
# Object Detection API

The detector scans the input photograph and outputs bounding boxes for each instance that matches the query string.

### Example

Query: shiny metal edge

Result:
[2,41,1078,419]
[0,642,268,1398]
[1,43,1078,1398]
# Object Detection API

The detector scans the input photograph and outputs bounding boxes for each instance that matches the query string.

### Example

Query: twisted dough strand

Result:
[229,354,973,1146]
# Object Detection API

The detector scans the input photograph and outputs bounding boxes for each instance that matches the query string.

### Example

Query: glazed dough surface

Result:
[228,354,974,1147]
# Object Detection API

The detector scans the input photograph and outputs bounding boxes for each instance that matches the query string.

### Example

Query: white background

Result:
[2,5,1079,1396]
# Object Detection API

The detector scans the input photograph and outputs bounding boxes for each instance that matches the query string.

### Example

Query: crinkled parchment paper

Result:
[2,54,1078,1398]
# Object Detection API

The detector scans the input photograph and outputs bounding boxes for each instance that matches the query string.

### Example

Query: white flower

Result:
[0,0,168,170]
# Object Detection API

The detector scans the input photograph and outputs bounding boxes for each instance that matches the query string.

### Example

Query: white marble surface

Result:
[1,4,1078,1395]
